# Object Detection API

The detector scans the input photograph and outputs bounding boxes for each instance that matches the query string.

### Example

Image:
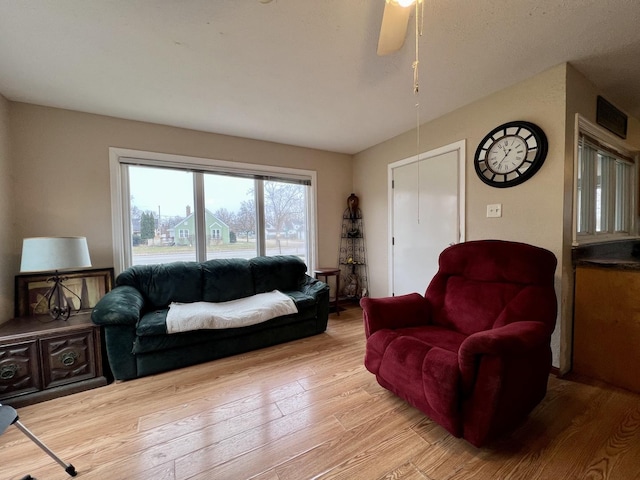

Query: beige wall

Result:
[354,64,568,367]
[7,103,352,303]
[354,64,567,294]
[353,62,640,371]
[0,95,13,324]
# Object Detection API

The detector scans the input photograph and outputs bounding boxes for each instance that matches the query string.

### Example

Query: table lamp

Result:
[20,237,92,320]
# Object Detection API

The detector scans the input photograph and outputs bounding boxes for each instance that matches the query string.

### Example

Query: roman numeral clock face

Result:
[474,121,548,188]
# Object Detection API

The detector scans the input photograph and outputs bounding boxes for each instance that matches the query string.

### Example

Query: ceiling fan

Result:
[377,0,419,56]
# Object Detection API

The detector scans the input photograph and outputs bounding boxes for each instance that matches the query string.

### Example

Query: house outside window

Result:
[109,148,317,273]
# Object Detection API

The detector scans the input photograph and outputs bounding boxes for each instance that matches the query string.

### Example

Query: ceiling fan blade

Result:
[377,1,412,56]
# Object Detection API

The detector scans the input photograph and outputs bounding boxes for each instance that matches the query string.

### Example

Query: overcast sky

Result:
[129,166,253,217]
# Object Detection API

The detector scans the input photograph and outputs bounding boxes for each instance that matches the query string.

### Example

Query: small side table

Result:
[314,268,341,316]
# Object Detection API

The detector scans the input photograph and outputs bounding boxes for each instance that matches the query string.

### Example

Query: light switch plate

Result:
[487,204,502,218]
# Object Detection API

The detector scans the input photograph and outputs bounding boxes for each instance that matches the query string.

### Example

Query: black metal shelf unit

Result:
[338,207,368,299]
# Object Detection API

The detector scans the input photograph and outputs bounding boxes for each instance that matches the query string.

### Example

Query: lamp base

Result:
[31,272,82,321]
[49,304,72,321]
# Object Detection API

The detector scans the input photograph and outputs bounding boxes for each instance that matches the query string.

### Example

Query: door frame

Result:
[387,140,466,295]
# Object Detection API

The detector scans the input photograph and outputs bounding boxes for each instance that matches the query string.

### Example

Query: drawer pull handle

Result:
[61,351,79,367]
[0,364,18,380]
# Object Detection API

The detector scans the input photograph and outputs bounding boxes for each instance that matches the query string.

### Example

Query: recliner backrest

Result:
[425,240,557,335]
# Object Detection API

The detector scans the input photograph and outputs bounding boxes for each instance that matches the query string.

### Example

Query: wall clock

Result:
[474,121,548,188]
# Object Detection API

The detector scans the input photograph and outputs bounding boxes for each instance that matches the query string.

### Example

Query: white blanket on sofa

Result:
[166,290,298,334]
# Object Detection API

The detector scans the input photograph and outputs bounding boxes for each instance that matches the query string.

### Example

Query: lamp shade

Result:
[20,237,92,273]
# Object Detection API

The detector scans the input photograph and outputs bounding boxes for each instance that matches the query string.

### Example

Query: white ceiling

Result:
[1,0,639,155]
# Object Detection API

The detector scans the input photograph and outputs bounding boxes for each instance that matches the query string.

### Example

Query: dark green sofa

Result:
[91,255,329,380]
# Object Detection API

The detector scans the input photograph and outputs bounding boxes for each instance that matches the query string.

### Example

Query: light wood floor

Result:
[2,304,640,480]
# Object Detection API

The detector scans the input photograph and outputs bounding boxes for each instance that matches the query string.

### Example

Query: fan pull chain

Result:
[414,0,424,224]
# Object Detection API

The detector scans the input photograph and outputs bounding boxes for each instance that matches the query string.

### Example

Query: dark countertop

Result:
[573,239,640,270]
[576,258,640,270]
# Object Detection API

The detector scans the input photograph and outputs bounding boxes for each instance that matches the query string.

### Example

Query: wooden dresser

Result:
[0,312,107,407]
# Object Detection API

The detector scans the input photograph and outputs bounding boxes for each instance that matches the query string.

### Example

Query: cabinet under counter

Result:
[574,263,640,393]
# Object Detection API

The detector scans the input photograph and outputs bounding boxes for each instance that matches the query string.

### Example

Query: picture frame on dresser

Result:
[14,267,115,318]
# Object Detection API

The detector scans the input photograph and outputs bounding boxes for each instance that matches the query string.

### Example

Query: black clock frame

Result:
[474,120,548,188]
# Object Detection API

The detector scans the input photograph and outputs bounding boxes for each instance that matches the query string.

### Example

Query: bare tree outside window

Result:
[264,181,305,254]
[236,199,256,242]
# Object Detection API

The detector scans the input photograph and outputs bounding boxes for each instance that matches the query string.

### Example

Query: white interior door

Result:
[390,141,465,296]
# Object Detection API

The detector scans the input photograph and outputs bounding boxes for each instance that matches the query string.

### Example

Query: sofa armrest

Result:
[91,285,145,326]
[360,293,431,338]
[300,275,330,299]
[300,275,330,332]
[458,321,551,392]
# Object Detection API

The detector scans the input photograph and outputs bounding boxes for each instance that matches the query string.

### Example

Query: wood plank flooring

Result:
[2,304,640,480]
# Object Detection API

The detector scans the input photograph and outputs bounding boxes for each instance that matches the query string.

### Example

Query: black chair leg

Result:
[13,419,77,477]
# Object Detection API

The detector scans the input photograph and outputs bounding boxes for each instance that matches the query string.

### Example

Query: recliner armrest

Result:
[360,293,431,337]
[91,285,145,326]
[458,321,551,392]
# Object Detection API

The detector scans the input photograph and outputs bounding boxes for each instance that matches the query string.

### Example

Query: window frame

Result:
[109,148,318,275]
[573,114,639,245]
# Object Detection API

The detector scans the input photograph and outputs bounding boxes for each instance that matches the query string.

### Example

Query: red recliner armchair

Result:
[361,240,557,447]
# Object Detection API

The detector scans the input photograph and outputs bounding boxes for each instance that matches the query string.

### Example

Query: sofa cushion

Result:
[132,311,314,354]
[250,255,307,293]
[201,258,255,302]
[116,262,203,309]
[135,290,316,338]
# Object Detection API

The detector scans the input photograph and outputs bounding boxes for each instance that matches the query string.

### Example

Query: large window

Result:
[110,149,316,273]
[576,119,637,242]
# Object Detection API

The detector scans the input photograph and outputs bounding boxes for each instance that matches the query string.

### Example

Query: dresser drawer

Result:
[40,329,97,389]
[0,340,41,399]
[0,313,107,407]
